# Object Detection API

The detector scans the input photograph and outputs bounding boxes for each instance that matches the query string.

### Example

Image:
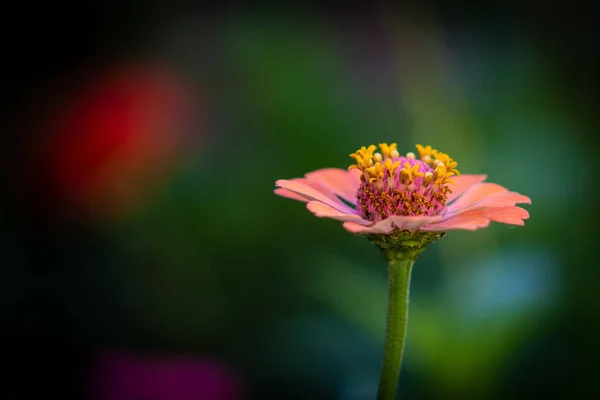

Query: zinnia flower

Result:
[275,143,531,400]
[275,143,530,253]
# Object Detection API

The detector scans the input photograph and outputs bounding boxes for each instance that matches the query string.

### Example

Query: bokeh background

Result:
[3,3,599,399]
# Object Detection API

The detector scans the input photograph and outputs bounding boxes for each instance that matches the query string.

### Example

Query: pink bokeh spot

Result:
[87,349,245,400]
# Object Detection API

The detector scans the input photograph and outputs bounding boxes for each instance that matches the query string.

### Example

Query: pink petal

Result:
[348,168,363,182]
[275,179,356,213]
[342,215,442,234]
[343,218,395,234]
[304,168,360,205]
[486,206,530,225]
[389,215,442,231]
[421,209,491,231]
[306,201,371,225]
[274,187,310,202]
[423,205,530,232]
[447,182,510,211]
[447,191,531,214]
[274,178,331,203]
[446,174,487,203]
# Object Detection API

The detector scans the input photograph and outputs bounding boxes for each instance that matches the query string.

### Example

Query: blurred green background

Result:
[3,5,599,400]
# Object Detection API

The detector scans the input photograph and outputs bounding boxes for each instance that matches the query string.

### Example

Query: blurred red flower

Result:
[30,63,197,221]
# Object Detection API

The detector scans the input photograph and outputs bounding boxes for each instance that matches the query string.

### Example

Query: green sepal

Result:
[367,230,446,262]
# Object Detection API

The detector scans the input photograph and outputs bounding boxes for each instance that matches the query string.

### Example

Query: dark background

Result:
[2,3,599,399]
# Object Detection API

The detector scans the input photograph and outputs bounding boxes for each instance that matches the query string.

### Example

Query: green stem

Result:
[377,256,415,400]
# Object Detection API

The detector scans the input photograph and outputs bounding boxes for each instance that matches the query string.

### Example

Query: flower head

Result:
[349,143,459,221]
[275,144,530,258]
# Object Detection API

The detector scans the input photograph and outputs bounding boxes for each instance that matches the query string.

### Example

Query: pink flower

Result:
[275,143,530,235]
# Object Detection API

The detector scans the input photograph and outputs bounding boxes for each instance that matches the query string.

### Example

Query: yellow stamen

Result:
[348,144,377,171]
[434,151,460,176]
[415,144,460,183]
[366,162,385,182]
[416,144,434,160]
[383,158,401,177]
[378,143,397,159]
[399,167,410,184]
[432,164,447,185]
[412,164,424,179]
[400,161,424,184]
[423,171,433,186]
[350,143,460,190]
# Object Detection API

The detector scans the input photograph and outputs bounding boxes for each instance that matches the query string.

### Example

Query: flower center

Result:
[349,143,460,221]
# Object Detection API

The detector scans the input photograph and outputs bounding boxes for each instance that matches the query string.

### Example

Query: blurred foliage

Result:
[4,9,599,400]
